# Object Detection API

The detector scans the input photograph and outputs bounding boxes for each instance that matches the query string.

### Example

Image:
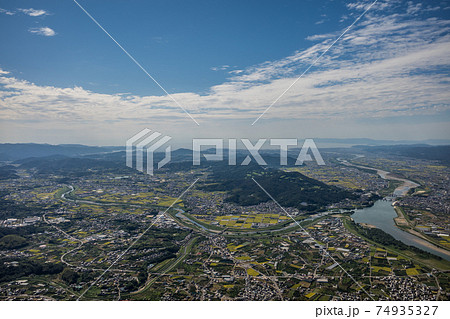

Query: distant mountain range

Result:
[0,143,123,161]
[352,144,450,165]
[312,138,450,147]
[0,140,449,165]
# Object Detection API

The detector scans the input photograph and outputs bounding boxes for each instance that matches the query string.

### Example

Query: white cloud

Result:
[0,1,449,129]
[306,33,337,41]
[19,8,48,17]
[29,27,56,37]
[346,0,398,12]
[406,2,422,15]
[406,1,440,15]
[0,8,14,15]
[211,65,230,71]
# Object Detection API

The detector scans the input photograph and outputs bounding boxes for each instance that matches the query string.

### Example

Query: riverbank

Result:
[394,206,450,255]
[338,157,450,260]
[342,216,450,271]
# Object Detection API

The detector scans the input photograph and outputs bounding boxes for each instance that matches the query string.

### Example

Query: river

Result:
[352,200,450,261]
[339,157,450,261]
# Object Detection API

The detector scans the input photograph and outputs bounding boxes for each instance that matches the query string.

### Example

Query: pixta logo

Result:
[193,138,325,166]
[126,128,171,175]
[126,130,325,175]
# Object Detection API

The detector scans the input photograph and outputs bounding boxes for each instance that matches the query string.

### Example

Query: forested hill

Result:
[0,143,122,161]
[201,164,357,211]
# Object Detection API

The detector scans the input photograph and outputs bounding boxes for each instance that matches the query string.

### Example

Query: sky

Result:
[0,0,449,147]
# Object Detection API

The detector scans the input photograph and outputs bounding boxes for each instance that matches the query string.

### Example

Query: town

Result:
[0,147,449,301]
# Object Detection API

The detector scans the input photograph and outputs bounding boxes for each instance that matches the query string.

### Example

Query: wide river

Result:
[352,200,450,261]
[340,158,450,261]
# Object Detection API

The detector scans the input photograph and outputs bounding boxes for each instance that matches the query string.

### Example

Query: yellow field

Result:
[158,197,183,207]
[290,263,302,269]
[290,283,301,290]
[34,189,58,199]
[406,268,420,276]
[246,268,259,276]
[214,213,282,228]
[371,266,392,273]
[236,256,251,260]
[305,292,316,299]
[227,243,245,252]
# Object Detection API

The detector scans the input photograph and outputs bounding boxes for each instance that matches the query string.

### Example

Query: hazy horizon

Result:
[1,137,450,150]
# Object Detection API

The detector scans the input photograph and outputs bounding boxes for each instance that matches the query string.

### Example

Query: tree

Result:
[61,268,79,284]
[0,234,27,249]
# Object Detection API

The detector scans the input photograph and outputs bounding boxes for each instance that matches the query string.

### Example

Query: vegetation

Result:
[0,234,27,249]
[0,258,63,283]
[0,165,18,180]
[202,164,356,211]
[0,197,45,219]
[61,268,79,284]
[350,220,443,260]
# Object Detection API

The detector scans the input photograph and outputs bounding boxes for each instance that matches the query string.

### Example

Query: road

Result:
[131,236,199,296]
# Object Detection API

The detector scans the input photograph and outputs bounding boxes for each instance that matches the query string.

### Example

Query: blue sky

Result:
[0,0,449,146]
[0,0,348,95]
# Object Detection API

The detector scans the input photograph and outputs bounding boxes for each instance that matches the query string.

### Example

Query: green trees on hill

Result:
[0,258,63,283]
[0,234,27,249]
[202,165,356,211]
